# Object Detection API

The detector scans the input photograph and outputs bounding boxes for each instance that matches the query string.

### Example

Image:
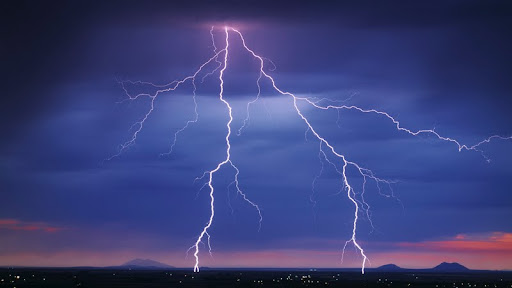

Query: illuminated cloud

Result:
[396,231,512,253]
[0,219,63,233]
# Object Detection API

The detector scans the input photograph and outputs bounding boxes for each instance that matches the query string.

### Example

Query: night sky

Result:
[1,1,512,270]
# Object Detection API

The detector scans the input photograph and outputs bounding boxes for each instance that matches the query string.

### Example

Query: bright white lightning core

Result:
[112,26,512,274]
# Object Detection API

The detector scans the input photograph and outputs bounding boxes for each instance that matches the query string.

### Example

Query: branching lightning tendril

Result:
[110,26,512,274]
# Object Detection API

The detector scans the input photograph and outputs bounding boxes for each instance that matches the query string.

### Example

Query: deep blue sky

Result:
[1,1,511,269]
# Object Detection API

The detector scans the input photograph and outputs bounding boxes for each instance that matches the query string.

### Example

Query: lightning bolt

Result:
[111,26,512,274]
[192,27,236,272]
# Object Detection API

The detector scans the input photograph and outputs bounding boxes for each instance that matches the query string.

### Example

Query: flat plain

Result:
[1,268,511,288]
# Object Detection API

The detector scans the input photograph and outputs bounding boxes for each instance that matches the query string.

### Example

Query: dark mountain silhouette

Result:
[432,262,470,272]
[369,262,472,273]
[375,264,403,271]
[120,259,174,269]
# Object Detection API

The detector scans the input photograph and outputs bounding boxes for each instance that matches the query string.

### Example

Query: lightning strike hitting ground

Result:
[112,26,512,274]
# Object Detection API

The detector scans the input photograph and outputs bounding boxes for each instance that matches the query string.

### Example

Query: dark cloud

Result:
[1,0,511,268]
[3,0,511,134]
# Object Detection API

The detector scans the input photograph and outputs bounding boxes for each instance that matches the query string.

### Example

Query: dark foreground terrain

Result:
[1,268,511,287]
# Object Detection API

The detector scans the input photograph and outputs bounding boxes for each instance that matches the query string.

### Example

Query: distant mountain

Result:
[375,264,403,271]
[432,262,470,272]
[120,259,174,269]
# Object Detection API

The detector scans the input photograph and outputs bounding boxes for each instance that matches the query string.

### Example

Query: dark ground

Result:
[1,268,511,287]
